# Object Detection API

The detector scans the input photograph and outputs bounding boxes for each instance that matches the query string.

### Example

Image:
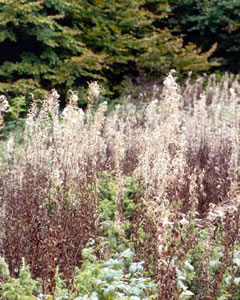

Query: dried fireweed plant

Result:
[0,75,240,298]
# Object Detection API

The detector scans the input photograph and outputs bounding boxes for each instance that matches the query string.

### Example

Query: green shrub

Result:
[169,0,240,73]
[0,257,40,300]
[0,247,156,300]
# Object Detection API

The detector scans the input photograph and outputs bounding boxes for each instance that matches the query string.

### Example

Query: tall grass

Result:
[1,73,240,299]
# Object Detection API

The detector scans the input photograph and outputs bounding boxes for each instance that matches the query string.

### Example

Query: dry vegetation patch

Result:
[0,73,240,299]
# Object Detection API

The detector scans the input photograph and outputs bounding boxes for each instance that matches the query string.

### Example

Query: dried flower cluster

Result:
[1,75,240,298]
[0,95,9,130]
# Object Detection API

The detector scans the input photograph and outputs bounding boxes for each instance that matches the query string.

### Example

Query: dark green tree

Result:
[169,0,240,73]
[0,0,217,115]
[0,0,106,102]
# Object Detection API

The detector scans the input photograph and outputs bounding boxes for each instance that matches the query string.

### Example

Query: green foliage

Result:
[98,173,139,252]
[7,96,27,121]
[164,219,240,300]
[98,172,117,222]
[0,0,106,103]
[98,173,137,221]
[169,0,240,73]
[0,248,156,300]
[0,0,217,121]
[59,246,156,300]
[0,257,39,300]
[123,177,138,219]
[53,267,68,300]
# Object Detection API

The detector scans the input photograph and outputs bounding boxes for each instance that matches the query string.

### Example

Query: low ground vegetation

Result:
[0,72,240,299]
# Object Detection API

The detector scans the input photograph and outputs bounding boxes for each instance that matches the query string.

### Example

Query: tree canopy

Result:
[169,0,240,73]
[0,0,218,109]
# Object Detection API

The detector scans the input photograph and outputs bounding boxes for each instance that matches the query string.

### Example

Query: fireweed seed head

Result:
[0,95,9,129]
[50,89,60,100]
[68,90,79,106]
[87,81,103,105]
[163,69,177,89]
[0,95,9,113]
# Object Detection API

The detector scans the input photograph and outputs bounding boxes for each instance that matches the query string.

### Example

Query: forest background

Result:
[1,0,240,127]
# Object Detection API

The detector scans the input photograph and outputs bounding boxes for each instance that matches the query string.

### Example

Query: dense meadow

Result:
[1,72,240,299]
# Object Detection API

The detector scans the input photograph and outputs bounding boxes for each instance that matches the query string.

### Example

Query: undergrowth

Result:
[0,72,240,299]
